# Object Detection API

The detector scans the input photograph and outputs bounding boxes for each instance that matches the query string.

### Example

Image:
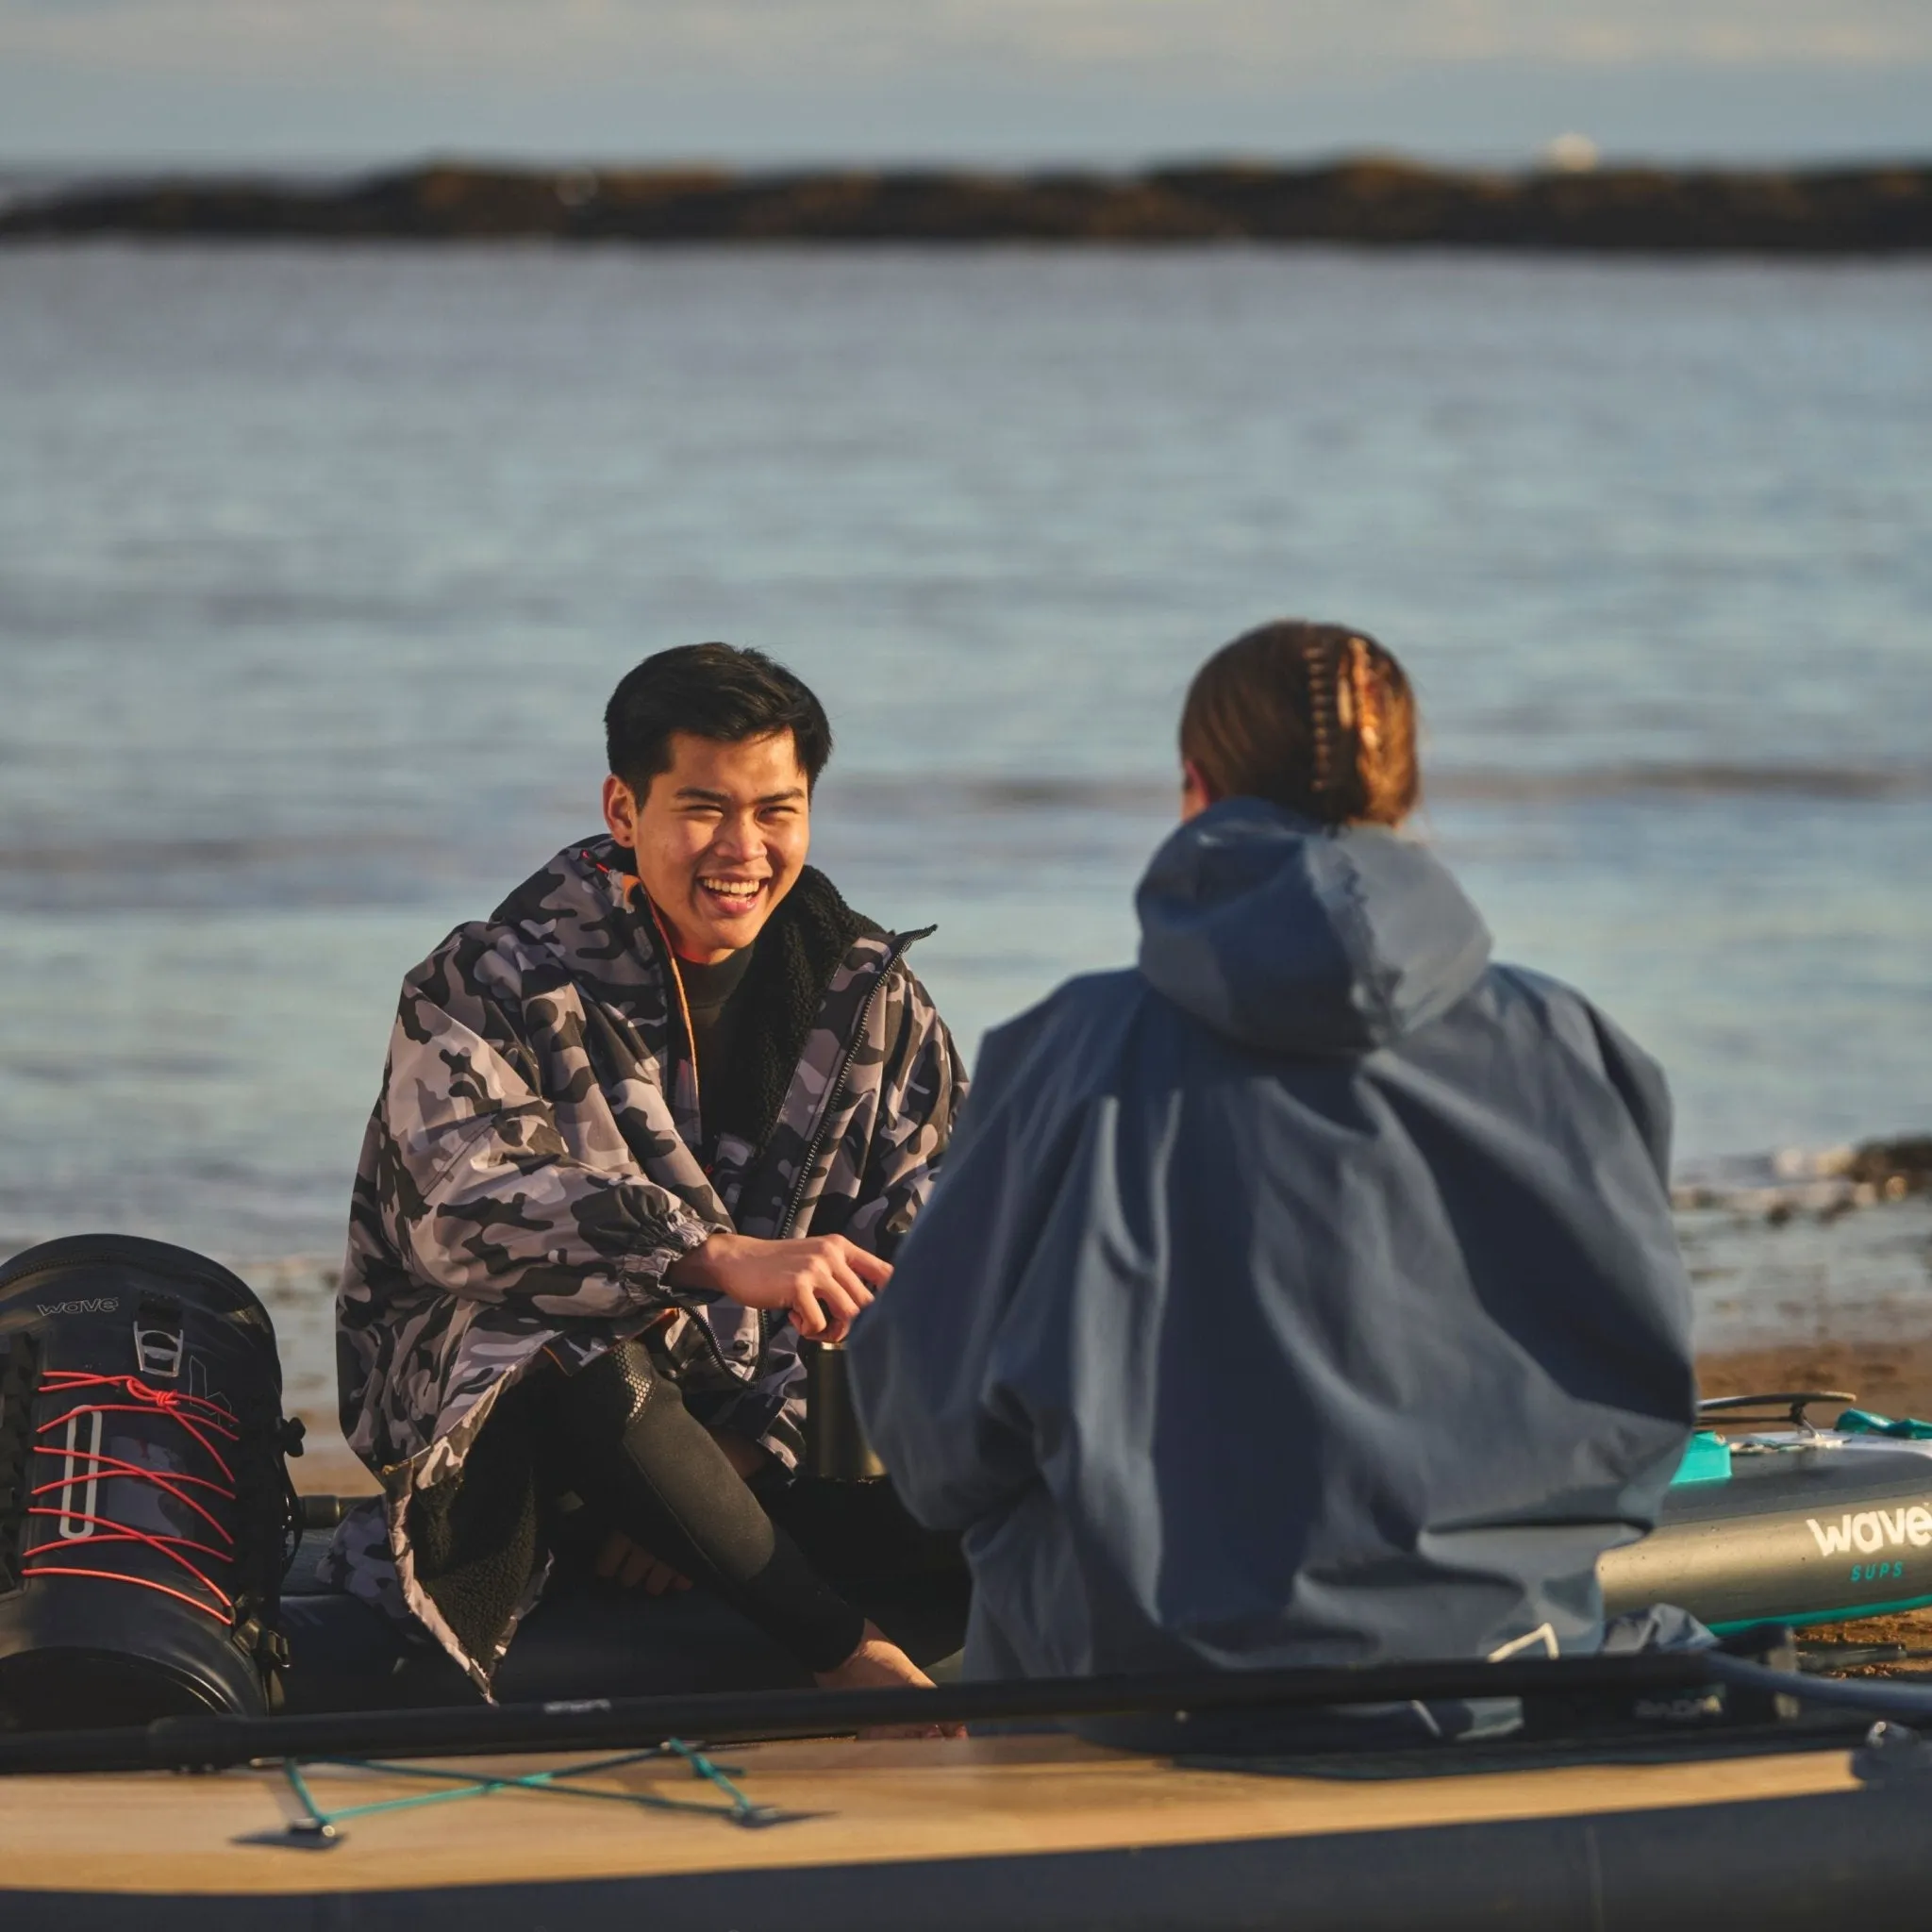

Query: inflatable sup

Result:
[1600,1392,1932,1632]
[6,1643,1930,1932]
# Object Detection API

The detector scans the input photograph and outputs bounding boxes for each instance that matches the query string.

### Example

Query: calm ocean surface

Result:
[2,244,1928,1376]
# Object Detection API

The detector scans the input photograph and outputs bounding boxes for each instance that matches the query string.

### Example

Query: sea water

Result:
[2,242,1928,1387]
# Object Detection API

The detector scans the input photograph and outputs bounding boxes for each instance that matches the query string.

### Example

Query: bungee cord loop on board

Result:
[272,1739,790,1847]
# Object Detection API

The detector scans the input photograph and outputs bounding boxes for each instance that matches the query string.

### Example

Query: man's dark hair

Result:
[605,642,834,796]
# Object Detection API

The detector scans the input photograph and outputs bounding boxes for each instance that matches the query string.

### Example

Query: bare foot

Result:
[814,1623,963,1738]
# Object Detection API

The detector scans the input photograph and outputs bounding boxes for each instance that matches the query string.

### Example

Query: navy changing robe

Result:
[848,800,1696,1680]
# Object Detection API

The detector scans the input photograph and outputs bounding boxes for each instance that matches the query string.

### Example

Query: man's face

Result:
[603,729,811,963]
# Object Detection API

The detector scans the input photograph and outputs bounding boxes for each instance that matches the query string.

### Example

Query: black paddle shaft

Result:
[0,1649,1764,1777]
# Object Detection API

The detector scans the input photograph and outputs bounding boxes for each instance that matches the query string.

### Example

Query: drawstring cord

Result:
[21,1371,242,1625]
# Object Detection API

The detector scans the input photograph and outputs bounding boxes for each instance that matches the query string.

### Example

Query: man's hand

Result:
[666,1231,891,1341]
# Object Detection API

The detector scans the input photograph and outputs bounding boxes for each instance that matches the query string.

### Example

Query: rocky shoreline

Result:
[1674,1134,1932,1218]
[5,158,1931,253]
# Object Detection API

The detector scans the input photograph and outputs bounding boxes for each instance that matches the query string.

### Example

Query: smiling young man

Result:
[330,643,964,1698]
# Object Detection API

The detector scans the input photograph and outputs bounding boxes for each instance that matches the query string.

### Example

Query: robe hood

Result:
[1136,799,1493,1055]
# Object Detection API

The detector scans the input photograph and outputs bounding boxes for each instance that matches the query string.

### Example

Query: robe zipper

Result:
[758,929,920,1375]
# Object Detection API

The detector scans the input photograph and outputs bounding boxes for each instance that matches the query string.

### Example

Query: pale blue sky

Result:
[4,0,1929,167]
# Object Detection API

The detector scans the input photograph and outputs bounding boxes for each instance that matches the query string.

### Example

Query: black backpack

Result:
[0,1234,303,1729]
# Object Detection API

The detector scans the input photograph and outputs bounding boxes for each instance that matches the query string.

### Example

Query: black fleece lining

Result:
[655,866,880,1158]
[408,1387,542,1672]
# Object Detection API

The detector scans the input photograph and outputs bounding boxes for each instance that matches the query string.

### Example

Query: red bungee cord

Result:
[20,1371,242,1624]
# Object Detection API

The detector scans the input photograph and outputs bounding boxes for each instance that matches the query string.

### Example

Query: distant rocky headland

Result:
[4,158,1931,253]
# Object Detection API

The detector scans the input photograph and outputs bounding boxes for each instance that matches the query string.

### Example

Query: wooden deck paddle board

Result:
[0,1728,1922,1930]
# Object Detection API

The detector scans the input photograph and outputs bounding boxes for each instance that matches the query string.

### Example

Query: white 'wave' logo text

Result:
[1807,1506,1932,1557]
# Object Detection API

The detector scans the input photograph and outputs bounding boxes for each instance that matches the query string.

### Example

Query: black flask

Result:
[800,1339,887,1482]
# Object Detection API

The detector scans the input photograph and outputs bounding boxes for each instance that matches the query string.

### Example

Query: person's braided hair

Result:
[1180,620,1419,827]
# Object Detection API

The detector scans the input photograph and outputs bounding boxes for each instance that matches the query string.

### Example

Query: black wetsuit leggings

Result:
[530,1339,867,1675]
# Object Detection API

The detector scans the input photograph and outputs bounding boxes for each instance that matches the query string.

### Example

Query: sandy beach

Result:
[1699,1335,1932,1425]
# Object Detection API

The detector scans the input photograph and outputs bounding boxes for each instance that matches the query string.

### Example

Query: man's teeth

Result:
[701,879,761,900]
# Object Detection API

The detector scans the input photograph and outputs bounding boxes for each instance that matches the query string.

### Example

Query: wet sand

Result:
[1698,1335,1932,1425]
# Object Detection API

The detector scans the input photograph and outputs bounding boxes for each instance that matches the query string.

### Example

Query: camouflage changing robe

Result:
[326,836,962,1689]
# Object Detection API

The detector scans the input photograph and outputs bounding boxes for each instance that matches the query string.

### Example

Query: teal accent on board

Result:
[1837,1408,1932,1441]
[1670,1431,1734,1486]
[1708,1591,1932,1636]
